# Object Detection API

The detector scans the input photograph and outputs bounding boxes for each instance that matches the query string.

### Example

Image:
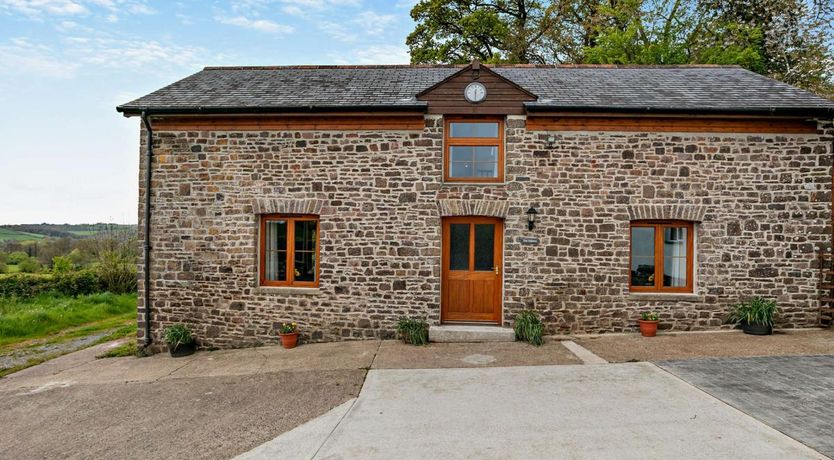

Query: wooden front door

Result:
[441,217,503,323]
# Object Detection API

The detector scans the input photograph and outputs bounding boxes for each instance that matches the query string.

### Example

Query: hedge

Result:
[0,270,103,298]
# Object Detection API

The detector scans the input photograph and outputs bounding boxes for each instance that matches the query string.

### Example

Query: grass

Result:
[0,227,45,242]
[0,292,137,347]
[0,294,137,377]
[97,341,138,358]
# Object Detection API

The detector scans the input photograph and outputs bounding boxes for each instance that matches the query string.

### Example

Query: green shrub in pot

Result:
[726,297,777,335]
[163,324,196,357]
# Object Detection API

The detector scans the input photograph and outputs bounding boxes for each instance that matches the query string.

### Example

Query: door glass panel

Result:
[663,227,687,287]
[630,227,655,286]
[474,224,495,271]
[449,122,499,138]
[293,220,317,282]
[449,224,470,270]
[265,220,287,281]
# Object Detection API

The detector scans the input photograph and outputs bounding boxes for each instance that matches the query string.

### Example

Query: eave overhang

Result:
[523,103,834,118]
[117,103,429,117]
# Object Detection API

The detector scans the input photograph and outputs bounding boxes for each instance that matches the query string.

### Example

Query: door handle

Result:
[494,266,500,275]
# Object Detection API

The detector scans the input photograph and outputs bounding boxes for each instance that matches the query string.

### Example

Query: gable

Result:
[416,62,537,115]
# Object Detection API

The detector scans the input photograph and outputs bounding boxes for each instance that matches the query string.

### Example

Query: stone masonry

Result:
[137,116,833,349]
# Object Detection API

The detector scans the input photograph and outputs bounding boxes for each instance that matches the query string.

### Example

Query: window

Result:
[630,221,694,292]
[260,215,319,287]
[444,117,504,182]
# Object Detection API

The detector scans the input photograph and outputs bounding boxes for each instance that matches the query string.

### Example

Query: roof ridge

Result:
[203,64,745,71]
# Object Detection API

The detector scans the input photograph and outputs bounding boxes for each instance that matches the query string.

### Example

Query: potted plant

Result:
[163,324,196,357]
[277,322,299,349]
[726,297,777,335]
[637,312,659,337]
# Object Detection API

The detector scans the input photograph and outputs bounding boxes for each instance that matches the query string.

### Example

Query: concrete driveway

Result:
[239,363,825,459]
[659,355,834,458]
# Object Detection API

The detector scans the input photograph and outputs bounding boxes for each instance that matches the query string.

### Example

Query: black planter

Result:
[740,320,773,336]
[168,341,196,357]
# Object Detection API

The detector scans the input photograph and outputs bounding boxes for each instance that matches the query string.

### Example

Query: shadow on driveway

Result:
[658,355,834,458]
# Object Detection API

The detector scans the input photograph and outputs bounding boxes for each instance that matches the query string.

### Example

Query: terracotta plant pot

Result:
[279,332,299,349]
[638,320,659,337]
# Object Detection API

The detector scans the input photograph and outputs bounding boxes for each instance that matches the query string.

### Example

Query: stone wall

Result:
[137,116,833,349]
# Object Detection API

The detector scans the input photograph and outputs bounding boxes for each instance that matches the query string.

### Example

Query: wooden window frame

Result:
[259,214,320,288]
[443,116,505,183]
[629,220,694,293]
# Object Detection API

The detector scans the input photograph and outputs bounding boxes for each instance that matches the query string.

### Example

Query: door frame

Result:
[440,216,504,324]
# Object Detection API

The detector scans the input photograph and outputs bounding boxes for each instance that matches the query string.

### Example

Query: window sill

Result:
[627,292,702,302]
[255,286,321,296]
[442,181,506,186]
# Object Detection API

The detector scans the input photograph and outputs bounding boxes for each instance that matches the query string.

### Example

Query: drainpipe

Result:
[140,111,153,349]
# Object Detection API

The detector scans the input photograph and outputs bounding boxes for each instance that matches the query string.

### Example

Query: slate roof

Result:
[117,65,834,117]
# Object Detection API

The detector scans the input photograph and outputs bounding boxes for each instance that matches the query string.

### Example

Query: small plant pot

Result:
[740,320,772,336]
[279,332,299,349]
[168,341,196,358]
[638,320,659,337]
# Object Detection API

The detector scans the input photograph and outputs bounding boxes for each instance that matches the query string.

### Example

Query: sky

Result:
[0,0,418,225]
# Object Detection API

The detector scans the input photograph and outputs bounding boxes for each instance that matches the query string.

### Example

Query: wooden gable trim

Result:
[526,115,819,134]
[416,61,538,115]
[151,114,426,131]
[416,61,537,99]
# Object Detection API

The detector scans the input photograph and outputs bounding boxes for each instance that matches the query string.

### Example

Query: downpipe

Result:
[140,111,153,349]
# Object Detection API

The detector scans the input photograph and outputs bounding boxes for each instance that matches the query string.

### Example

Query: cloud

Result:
[0,0,87,17]
[318,10,398,42]
[331,45,410,65]
[354,11,397,35]
[0,37,79,78]
[215,15,294,33]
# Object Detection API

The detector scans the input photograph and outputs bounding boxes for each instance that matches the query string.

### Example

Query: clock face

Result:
[464,82,487,103]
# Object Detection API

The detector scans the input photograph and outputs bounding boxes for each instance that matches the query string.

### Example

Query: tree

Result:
[407,0,577,64]
[407,0,834,96]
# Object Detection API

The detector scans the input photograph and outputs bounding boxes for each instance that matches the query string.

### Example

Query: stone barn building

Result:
[117,62,834,349]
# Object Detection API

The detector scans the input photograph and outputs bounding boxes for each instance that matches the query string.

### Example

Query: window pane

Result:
[663,227,688,287]
[265,220,287,282]
[474,162,498,177]
[449,122,499,138]
[450,161,473,177]
[449,146,498,178]
[449,224,470,270]
[294,251,316,282]
[474,224,495,271]
[294,220,317,252]
[473,146,497,162]
[631,227,655,287]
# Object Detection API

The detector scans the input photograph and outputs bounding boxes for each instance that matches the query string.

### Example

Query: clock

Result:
[464,82,487,103]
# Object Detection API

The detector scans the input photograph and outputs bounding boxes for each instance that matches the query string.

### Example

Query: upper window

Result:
[260,215,319,287]
[630,221,694,293]
[444,117,504,182]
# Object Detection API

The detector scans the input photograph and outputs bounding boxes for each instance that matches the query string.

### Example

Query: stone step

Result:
[429,325,516,343]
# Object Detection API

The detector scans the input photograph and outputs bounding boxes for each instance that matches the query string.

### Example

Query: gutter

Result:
[140,111,153,349]
[117,104,429,117]
[523,103,834,118]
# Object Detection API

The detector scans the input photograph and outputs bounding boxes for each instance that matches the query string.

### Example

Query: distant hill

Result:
[0,223,136,242]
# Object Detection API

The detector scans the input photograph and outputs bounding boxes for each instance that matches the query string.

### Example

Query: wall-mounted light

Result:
[526,206,538,231]
[546,135,556,149]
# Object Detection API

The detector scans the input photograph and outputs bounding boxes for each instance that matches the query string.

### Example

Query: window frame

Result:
[443,116,505,183]
[259,214,320,288]
[629,220,694,293]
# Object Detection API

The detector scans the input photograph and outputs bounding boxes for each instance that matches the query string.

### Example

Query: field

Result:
[0,293,137,376]
[0,228,45,242]
[0,223,136,242]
